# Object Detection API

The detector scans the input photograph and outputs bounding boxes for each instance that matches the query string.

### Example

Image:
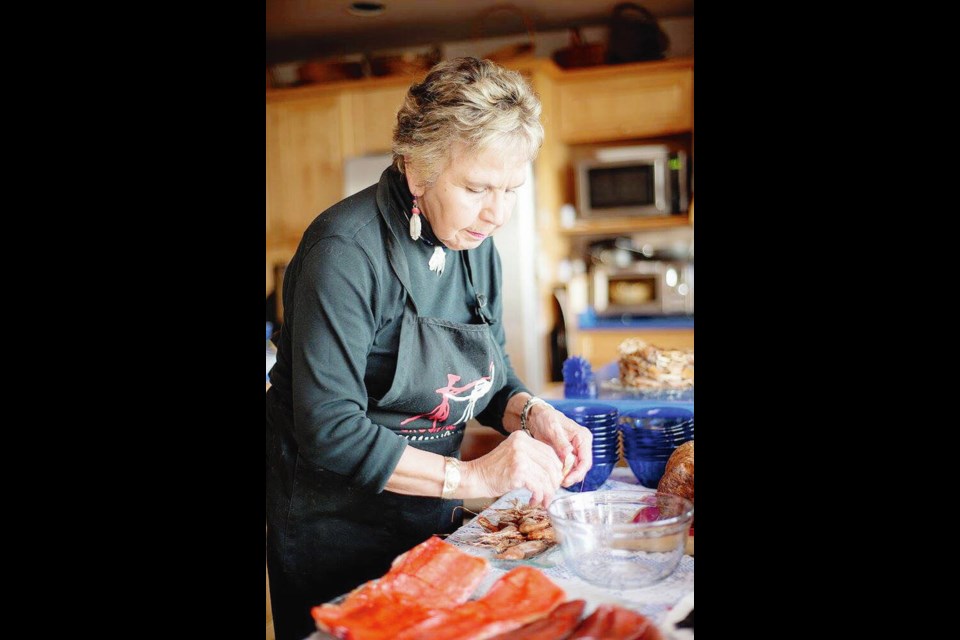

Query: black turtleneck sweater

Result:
[267,166,529,492]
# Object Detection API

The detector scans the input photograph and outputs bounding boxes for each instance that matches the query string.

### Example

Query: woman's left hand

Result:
[526,404,593,487]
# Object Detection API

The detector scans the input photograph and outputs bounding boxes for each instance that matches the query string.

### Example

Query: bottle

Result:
[266,321,277,383]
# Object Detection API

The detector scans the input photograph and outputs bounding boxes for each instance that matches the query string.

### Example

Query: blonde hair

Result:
[392,57,544,184]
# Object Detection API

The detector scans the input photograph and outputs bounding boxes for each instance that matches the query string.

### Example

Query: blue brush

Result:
[562,356,597,399]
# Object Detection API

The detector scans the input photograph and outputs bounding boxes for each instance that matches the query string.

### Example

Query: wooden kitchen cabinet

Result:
[342,81,413,157]
[266,77,412,292]
[265,58,695,384]
[555,58,693,144]
[266,93,344,246]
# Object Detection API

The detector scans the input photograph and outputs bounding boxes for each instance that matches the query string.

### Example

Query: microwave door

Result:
[654,158,668,214]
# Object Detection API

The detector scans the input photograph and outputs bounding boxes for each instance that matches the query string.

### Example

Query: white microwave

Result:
[575,145,689,218]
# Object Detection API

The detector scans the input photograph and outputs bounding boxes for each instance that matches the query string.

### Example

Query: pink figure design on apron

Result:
[400,362,495,433]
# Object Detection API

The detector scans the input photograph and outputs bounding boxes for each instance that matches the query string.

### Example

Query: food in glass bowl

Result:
[547,489,693,589]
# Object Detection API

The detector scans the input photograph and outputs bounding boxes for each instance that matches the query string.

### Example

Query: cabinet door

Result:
[344,84,409,157]
[266,95,344,243]
[557,66,693,143]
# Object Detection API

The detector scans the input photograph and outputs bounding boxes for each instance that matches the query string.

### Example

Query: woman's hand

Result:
[465,431,566,508]
[525,403,593,488]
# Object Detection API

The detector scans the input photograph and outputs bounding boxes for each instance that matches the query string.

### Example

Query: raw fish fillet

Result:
[311,536,488,640]
[393,565,566,640]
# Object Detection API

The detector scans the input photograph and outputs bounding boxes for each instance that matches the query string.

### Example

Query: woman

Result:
[266,57,593,640]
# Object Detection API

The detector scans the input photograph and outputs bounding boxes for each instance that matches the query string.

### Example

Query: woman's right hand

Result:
[464,431,564,508]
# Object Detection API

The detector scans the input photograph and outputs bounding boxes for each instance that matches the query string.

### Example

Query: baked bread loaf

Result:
[658,440,694,503]
[618,338,694,389]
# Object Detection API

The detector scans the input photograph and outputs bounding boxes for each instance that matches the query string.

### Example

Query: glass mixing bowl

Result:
[547,489,694,589]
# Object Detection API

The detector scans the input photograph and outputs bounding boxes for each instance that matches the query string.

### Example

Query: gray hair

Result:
[392,57,544,184]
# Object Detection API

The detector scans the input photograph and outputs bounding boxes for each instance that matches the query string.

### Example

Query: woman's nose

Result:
[482,191,508,225]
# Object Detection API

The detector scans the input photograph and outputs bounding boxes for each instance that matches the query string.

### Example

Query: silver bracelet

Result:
[519,396,549,438]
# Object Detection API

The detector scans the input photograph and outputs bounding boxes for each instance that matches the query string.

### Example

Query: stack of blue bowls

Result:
[551,400,620,491]
[619,406,694,488]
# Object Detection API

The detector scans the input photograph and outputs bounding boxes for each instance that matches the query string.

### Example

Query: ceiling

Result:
[266,0,694,64]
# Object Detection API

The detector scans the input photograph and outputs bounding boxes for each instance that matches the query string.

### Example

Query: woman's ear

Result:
[403,157,423,197]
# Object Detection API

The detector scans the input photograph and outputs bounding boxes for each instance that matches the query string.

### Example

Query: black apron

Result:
[266,200,506,640]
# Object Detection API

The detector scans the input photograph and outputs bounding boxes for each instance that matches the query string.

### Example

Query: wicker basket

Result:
[298,60,364,84]
[473,3,537,63]
[369,50,439,77]
[552,28,607,69]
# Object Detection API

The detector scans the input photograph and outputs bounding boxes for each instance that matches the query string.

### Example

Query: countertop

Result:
[307,467,694,640]
[444,467,694,637]
[577,313,695,330]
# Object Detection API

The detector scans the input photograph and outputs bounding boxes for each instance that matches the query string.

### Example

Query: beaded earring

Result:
[409,198,422,241]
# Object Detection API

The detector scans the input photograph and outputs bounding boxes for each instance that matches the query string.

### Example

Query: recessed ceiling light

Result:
[347,2,385,17]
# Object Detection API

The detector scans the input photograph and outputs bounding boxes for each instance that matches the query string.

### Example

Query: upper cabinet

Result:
[555,58,693,144]
[266,76,422,248]
[266,93,344,245]
[342,81,412,157]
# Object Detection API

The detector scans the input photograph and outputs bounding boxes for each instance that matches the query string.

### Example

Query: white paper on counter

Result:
[446,467,694,630]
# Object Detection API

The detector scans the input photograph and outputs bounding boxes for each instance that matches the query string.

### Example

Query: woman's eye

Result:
[468,187,484,194]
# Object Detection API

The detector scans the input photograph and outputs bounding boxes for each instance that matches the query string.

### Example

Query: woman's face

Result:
[405,144,528,251]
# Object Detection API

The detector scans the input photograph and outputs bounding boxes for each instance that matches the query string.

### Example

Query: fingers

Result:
[561,452,576,479]
[515,433,563,503]
[477,431,563,500]
[561,428,594,486]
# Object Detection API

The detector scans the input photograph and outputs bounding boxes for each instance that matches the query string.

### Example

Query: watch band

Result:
[441,456,461,499]
[520,396,549,438]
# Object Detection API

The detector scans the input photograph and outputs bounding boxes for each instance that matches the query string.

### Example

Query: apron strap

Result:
[462,250,495,325]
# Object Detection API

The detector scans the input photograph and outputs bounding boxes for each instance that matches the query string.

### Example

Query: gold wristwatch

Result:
[441,456,461,499]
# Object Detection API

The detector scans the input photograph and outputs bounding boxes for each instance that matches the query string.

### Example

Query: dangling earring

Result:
[409,198,422,241]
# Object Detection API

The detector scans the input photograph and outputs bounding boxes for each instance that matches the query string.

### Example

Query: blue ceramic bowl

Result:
[580,425,620,440]
[623,449,676,461]
[620,406,693,427]
[552,401,619,425]
[620,408,694,450]
[591,448,621,464]
[590,431,621,445]
[626,458,669,488]
[577,461,616,491]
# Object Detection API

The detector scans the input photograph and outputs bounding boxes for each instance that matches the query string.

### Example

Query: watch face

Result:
[442,457,461,498]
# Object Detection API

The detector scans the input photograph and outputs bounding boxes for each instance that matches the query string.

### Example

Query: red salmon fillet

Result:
[311,536,489,640]
[487,599,586,640]
[569,604,664,640]
[393,566,567,640]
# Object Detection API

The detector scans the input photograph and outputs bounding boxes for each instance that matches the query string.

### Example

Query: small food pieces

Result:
[569,604,664,640]
[496,540,547,560]
[657,440,694,504]
[618,338,694,389]
[311,536,488,639]
[471,499,558,559]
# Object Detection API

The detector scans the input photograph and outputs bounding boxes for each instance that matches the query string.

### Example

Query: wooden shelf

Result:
[559,215,690,236]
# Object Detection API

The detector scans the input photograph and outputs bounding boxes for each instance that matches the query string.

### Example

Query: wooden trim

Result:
[266,72,425,103]
[556,56,693,79]
[559,215,691,236]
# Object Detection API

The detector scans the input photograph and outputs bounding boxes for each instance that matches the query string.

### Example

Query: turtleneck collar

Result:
[379,164,443,249]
